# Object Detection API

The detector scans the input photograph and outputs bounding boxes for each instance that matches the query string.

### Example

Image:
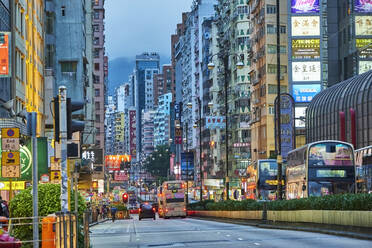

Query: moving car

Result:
[139,202,156,220]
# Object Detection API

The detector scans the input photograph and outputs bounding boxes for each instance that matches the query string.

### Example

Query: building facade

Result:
[92,0,106,150]
[141,110,155,157]
[154,93,172,147]
[134,52,160,161]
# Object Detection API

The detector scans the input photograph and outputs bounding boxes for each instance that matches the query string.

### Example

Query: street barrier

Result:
[188,210,372,228]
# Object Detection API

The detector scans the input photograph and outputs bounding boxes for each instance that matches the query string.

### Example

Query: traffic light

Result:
[53,97,60,142]
[67,98,85,139]
[122,193,129,203]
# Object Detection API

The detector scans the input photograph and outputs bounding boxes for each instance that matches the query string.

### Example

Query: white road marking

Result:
[226,234,231,237]
[254,243,260,246]
[238,238,243,241]
[127,223,130,233]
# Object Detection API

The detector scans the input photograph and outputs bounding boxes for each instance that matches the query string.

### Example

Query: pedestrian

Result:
[96,206,100,220]
[0,197,9,218]
[111,206,117,222]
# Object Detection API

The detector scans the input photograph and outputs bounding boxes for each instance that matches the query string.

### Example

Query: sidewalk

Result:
[89,218,110,227]
[190,216,372,240]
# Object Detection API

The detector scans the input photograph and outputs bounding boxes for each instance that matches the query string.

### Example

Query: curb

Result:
[190,216,372,241]
[89,219,109,227]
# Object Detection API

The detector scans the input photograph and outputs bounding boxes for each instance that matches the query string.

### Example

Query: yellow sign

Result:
[1,151,20,166]
[265,180,285,185]
[50,171,61,181]
[0,181,25,190]
[2,165,21,178]
[1,128,20,139]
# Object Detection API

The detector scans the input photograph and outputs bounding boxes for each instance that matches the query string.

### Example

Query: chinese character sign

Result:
[291,16,320,36]
[356,16,372,35]
[292,61,321,82]
[82,149,103,164]
[205,116,226,129]
[291,0,320,14]
[129,110,137,157]
[0,32,10,77]
[359,61,372,74]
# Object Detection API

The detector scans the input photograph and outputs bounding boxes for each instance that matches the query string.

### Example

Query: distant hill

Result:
[108,55,171,96]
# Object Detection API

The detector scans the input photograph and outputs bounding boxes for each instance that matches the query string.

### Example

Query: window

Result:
[93,37,99,45]
[94,75,100,84]
[280,25,286,34]
[268,85,288,94]
[267,24,275,34]
[95,89,100,97]
[61,61,77,73]
[95,102,100,110]
[61,6,65,16]
[46,12,54,34]
[267,64,287,74]
[94,63,100,71]
[95,114,100,123]
[94,10,100,19]
[45,45,55,68]
[267,45,286,54]
[93,25,99,32]
[94,49,99,58]
[267,5,276,14]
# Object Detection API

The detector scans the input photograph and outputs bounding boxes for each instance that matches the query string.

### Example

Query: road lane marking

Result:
[127,223,130,233]
[226,234,231,237]
[254,243,260,246]
[238,238,243,241]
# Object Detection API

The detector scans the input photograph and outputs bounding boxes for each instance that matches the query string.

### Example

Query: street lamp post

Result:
[208,54,244,201]
[187,97,203,202]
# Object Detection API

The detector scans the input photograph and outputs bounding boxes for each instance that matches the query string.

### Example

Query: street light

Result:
[208,53,244,200]
[186,97,203,202]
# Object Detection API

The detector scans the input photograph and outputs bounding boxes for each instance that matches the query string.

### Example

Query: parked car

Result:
[139,202,156,220]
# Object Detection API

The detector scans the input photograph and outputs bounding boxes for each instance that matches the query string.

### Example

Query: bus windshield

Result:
[259,161,278,177]
[308,143,353,166]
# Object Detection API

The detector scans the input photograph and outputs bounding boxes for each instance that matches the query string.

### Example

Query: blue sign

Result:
[181,152,194,180]
[291,0,320,13]
[355,0,372,13]
[292,84,321,103]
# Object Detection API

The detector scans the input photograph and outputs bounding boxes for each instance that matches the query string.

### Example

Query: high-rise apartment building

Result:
[92,0,106,150]
[141,110,155,157]
[134,52,160,161]
[153,65,173,106]
[154,93,172,147]
[248,0,289,165]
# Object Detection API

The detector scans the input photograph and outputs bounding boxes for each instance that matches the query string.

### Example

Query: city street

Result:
[90,215,372,248]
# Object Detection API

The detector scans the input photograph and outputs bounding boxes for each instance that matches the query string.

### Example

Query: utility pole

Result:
[224,55,230,200]
[276,0,283,200]
[59,86,69,211]
[29,112,38,248]
[198,98,203,202]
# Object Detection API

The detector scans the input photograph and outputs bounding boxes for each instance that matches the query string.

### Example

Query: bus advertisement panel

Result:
[355,146,372,193]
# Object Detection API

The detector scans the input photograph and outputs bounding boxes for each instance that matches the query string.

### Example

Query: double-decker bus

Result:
[158,180,186,218]
[286,140,355,199]
[355,146,372,193]
[246,159,285,200]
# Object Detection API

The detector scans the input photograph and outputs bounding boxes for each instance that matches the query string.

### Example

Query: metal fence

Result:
[0,211,91,248]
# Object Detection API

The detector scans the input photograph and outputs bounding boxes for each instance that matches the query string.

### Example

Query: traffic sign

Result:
[1,151,20,166]
[50,171,61,182]
[1,128,20,138]
[1,165,21,178]
[1,138,20,151]
[50,157,61,171]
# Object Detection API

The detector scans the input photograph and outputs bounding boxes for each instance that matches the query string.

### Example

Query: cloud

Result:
[105,0,193,59]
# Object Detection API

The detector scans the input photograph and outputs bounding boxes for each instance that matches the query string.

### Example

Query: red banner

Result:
[0,32,10,76]
[105,155,131,171]
[114,171,128,181]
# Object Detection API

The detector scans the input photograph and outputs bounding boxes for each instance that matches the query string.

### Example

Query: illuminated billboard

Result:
[295,107,307,128]
[292,39,320,59]
[355,0,372,13]
[359,61,372,74]
[355,16,372,35]
[292,84,321,102]
[0,32,10,77]
[129,109,136,157]
[291,16,320,36]
[292,61,321,82]
[356,39,372,58]
[291,0,320,14]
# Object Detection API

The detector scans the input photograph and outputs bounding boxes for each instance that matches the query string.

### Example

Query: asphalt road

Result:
[90,215,372,248]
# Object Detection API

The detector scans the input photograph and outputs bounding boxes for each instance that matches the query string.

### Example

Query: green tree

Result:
[9,183,87,247]
[144,145,171,179]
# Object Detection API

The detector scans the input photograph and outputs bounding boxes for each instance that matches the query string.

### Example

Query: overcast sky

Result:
[105,0,194,60]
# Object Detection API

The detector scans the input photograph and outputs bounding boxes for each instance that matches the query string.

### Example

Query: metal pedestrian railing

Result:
[0,211,91,248]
